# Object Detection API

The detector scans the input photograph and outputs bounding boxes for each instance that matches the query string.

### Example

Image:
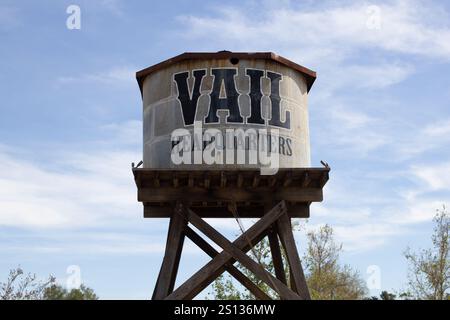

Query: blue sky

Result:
[1,0,450,299]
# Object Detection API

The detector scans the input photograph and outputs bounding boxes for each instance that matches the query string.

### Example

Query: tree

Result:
[209,224,367,300]
[366,290,397,300]
[379,290,396,300]
[43,284,98,300]
[209,274,245,300]
[305,225,367,300]
[404,206,449,300]
[207,237,279,300]
[1,267,98,300]
[0,267,55,300]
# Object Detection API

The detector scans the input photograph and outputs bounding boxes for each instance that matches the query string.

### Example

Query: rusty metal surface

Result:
[136,51,317,94]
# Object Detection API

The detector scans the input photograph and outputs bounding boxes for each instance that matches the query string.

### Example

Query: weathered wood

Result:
[237,174,243,188]
[152,209,187,299]
[277,213,310,300]
[220,171,227,187]
[166,202,287,300]
[252,174,260,188]
[173,173,179,188]
[184,226,271,300]
[283,172,292,187]
[139,187,323,203]
[144,204,309,218]
[182,207,301,300]
[268,227,287,286]
[301,171,311,188]
[134,168,329,218]
[154,177,160,187]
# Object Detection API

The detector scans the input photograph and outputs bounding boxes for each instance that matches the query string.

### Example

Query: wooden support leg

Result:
[166,201,288,300]
[182,205,301,300]
[268,226,287,286]
[185,226,271,300]
[276,213,311,300]
[152,207,187,300]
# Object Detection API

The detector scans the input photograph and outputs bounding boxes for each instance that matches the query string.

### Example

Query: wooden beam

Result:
[184,226,271,300]
[144,204,309,218]
[173,173,179,188]
[154,172,160,187]
[268,227,287,286]
[283,172,292,187]
[139,187,323,203]
[220,171,227,187]
[152,208,187,299]
[182,207,301,300]
[276,213,310,300]
[237,174,243,188]
[252,174,260,188]
[268,176,277,187]
[166,202,287,300]
[301,172,311,188]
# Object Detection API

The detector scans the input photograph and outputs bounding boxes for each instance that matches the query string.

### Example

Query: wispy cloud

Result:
[58,66,136,85]
[178,0,450,63]
[0,121,140,230]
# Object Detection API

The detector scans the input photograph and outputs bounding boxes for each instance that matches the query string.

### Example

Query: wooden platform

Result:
[133,167,329,218]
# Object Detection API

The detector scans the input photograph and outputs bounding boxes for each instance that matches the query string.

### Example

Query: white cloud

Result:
[333,223,402,253]
[100,120,142,145]
[343,63,415,89]
[178,0,450,63]
[177,0,449,99]
[58,66,136,85]
[410,163,450,191]
[0,122,140,229]
[423,118,450,137]
[394,118,450,159]
[315,104,388,156]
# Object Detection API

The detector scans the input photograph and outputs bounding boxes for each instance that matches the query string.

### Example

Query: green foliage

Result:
[366,290,397,300]
[208,274,244,300]
[209,223,367,300]
[43,284,98,300]
[208,237,280,300]
[304,225,367,300]
[379,290,396,300]
[404,206,449,300]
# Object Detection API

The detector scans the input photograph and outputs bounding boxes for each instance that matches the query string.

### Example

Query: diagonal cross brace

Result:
[183,206,301,300]
[166,201,292,300]
[184,226,271,300]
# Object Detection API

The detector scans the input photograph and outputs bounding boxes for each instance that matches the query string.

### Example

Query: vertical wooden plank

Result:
[268,227,287,285]
[276,213,310,300]
[152,206,187,300]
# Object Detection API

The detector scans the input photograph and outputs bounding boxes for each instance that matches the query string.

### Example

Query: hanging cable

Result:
[228,201,281,299]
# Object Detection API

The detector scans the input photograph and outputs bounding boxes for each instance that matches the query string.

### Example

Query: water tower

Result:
[132,51,329,300]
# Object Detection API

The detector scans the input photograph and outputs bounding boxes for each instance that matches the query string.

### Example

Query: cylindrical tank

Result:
[136,51,316,169]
